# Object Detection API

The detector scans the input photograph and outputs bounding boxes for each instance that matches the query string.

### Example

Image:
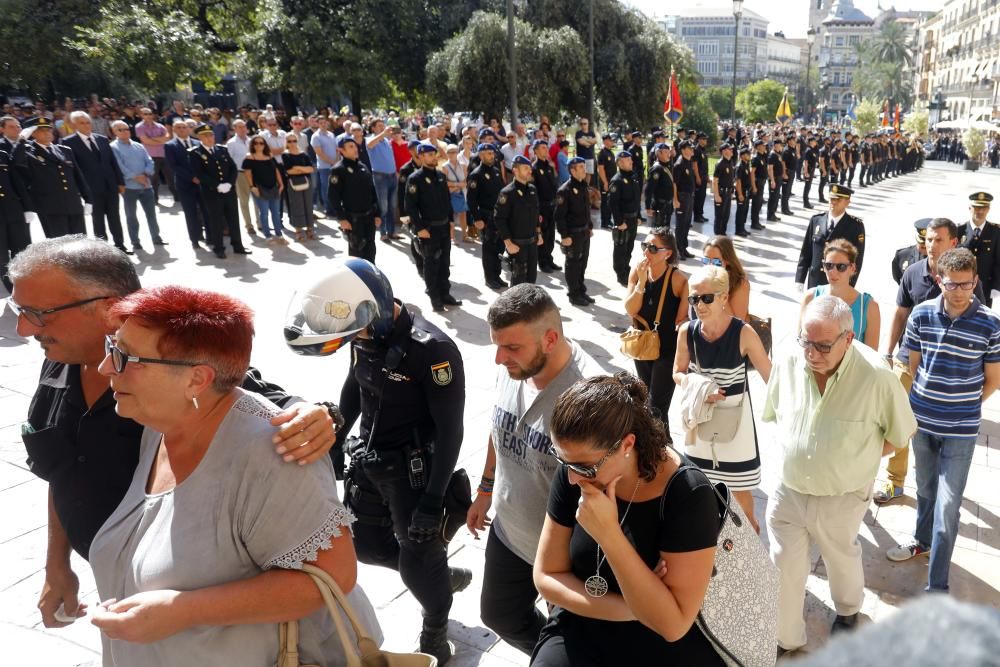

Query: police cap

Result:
[407,139,421,149]
[512,154,532,167]
[914,217,931,243]
[720,143,734,153]
[655,142,671,152]
[477,143,497,153]
[338,135,359,148]
[478,128,495,139]
[678,140,694,150]
[415,142,437,154]
[616,150,633,159]
[739,147,751,156]
[194,123,213,136]
[568,156,586,167]
[829,184,854,199]
[970,192,994,207]
[530,139,548,150]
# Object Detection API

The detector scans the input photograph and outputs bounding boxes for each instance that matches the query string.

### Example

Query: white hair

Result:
[110,120,129,131]
[689,265,730,295]
[802,295,854,334]
[69,111,92,124]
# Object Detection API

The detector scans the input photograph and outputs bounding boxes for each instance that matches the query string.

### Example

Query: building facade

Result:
[767,32,807,91]
[812,0,875,117]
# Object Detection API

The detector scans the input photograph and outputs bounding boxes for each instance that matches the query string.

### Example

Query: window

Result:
[817,0,822,8]
[835,36,845,46]
[698,41,720,56]
[833,71,841,85]
[849,35,860,46]
[842,93,854,105]
[698,61,718,75]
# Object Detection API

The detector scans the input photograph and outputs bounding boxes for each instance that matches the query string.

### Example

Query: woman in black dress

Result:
[532,373,723,666]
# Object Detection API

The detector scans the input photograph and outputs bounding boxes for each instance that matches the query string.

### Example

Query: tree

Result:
[963,128,986,163]
[903,110,929,138]
[678,87,720,147]
[853,97,881,136]
[853,19,914,109]
[870,19,913,69]
[735,80,791,124]
[703,87,734,120]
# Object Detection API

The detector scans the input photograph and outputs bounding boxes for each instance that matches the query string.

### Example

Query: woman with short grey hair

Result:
[282,133,316,241]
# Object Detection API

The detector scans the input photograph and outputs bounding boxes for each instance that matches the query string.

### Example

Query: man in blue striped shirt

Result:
[887,248,1000,592]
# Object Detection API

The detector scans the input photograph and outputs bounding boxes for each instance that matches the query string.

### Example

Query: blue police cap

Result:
[512,155,532,167]
[416,142,438,155]
[531,139,549,150]
[478,128,495,139]
[407,139,421,149]
[655,142,671,152]
[337,135,358,148]
[477,143,497,153]
[616,150,632,159]
[568,156,586,166]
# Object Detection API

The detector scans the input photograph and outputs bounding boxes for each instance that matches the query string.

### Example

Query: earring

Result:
[625,452,630,458]
[192,396,199,410]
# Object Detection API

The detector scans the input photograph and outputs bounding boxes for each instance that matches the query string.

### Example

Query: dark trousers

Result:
[802,179,813,207]
[635,354,676,434]
[420,225,453,301]
[859,165,868,185]
[818,174,828,201]
[750,184,765,226]
[346,456,453,626]
[481,223,502,283]
[510,238,538,286]
[482,529,546,655]
[89,190,124,246]
[838,169,847,185]
[38,212,86,238]
[675,193,693,252]
[780,179,793,213]
[599,189,612,227]
[203,192,246,253]
[766,181,781,219]
[151,157,175,199]
[538,203,556,269]
[176,186,207,243]
[345,213,377,263]
[612,217,639,283]
[713,189,733,235]
[693,182,707,219]
[409,229,425,275]
[0,214,31,292]
[734,197,749,234]
[847,166,856,187]
[652,201,673,229]
[562,231,590,298]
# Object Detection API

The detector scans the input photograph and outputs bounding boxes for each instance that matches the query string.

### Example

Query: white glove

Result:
[217,183,232,194]
[25,211,39,225]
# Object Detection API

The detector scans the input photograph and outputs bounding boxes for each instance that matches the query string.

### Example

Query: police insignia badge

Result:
[610,184,617,192]
[431,361,453,386]
[623,179,630,184]
[685,169,690,175]
[469,180,477,189]
[572,188,578,195]
[331,175,339,184]
[485,174,490,180]
[425,177,431,184]
[557,195,564,204]
[499,194,507,204]
[324,300,352,319]
[409,185,417,193]
[347,167,354,174]
[653,173,659,180]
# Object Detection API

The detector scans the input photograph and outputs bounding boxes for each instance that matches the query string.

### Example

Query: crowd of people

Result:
[4,95,999,667]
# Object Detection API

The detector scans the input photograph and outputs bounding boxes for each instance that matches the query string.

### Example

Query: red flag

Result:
[881,100,890,127]
[664,68,684,125]
[894,103,901,135]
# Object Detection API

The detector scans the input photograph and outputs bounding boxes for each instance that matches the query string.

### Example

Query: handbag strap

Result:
[689,320,748,409]
[658,462,743,531]
[651,266,672,330]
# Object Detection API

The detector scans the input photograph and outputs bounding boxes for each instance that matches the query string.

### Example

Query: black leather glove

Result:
[409,503,444,544]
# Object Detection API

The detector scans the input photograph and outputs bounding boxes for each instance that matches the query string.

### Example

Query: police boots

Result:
[420,620,454,665]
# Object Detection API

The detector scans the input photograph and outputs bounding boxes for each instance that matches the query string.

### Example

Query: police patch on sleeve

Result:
[331,175,339,184]
[469,180,477,189]
[609,184,618,192]
[653,172,659,180]
[556,195,564,205]
[408,184,417,194]
[431,361,453,386]
[498,194,508,205]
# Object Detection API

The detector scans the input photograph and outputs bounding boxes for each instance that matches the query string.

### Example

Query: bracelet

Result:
[477,486,493,496]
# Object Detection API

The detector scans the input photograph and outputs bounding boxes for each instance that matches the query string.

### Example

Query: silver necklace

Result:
[585,477,641,598]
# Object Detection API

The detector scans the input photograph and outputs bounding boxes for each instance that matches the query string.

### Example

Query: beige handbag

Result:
[620,267,672,361]
[278,563,437,667]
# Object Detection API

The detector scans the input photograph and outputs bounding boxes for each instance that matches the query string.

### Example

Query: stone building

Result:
[659,6,770,89]
[811,0,876,118]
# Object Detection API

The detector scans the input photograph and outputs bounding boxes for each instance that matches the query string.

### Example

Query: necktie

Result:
[86,136,95,152]
[974,227,981,241]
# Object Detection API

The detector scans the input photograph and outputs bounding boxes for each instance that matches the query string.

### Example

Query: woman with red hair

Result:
[88,285,380,665]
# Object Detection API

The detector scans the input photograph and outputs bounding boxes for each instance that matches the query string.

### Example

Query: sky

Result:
[626,0,946,38]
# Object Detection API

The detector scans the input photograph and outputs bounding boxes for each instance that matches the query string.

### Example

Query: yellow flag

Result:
[776,89,792,123]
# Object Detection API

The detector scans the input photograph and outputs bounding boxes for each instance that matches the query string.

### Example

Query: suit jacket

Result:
[164,137,201,193]
[13,141,91,214]
[190,144,238,193]
[63,133,124,195]
[796,211,866,288]
[959,221,1000,294]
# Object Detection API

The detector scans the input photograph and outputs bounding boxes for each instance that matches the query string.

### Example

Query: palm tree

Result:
[870,20,913,69]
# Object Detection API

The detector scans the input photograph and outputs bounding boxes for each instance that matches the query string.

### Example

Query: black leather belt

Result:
[426,219,449,227]
[567,226,589,233]
[512,236,536,245]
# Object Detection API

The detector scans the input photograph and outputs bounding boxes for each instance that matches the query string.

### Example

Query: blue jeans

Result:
[912,430,977,592]
[373,171,397,236]
[315,168,331,210]
[122,188,161,246]
[255,195,283,237]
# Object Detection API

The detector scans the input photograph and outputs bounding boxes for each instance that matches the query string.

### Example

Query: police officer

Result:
[780,135,798,216]
[766,137,785,222]
[597,133,617,229]
[959,191,1000,306]
[672,141,696,260]
[397,139,423,273]
[858,134,871,188]
[712,143,736,236]
[495,154,541,286]
[286,259,470,664]
[692,132,710,223]
[801,135,818,209]
[734,146,753,238]
[328,134,381,262]
[891,218,928,284]
[610,151,643,285]
[14,119,91,238]
[796,184,865,289]
[406,143,460,311]
[750,139,767,229]
[466,143,505,289]
[531,139,561,273]
[817,136,831,203]
[846,133,860,187]
[556,157,594,306]
[644,143,675,229]
[0,143,30,292]
[190,124,251,259]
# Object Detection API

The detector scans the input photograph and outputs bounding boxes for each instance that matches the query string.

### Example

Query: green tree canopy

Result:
[903,110,929,138]
[703,87,734,120]
[735,80,791,124]
[853,20,914,109]
[853,97,881,135]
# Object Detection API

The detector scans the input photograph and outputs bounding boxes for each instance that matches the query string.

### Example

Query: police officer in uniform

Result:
[328,134,381,263]
[734,146,753,238]
[891,218,928,284]
[285,259,471,665]
[14,119,91,238]
[397,139,423,273]
[817,136,831,203]
[190,124,251,259]
[766,137,785,222]
[692,132,710,223]
[597,134,617,229]
[713,143,736,235]
[801,135,818,209]
[556,157,594,306]
[495,154,541,286]
[780,135,798,216]
[750,139,767,229]
[795,184,865,289]
[959,191,1000,307]
[531,139,561,273]
[627,131,646,202]
[406,143,460,311]
[672,141,697,259]
[644,143,675,229]
[466,143,505,289]
[0,143,30,292]
[858,135,872,188]
[610,151,643,284]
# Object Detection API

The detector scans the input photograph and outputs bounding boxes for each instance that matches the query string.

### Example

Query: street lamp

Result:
[730,0,744,123]
[805,28,816,123]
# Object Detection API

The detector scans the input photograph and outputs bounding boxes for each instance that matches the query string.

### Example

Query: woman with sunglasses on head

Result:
[88,285,381,665]
[673,266,771,532]
[798,239,880,350]
[242,136,286,244]
[282,133,316,242]
[701,235,750,321]
[624,227,689,436]
[532,373,723,666]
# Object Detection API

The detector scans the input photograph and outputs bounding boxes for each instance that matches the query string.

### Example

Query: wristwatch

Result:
[318,401,346,431]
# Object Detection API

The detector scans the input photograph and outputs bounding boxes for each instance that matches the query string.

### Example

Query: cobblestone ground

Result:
[1,161,999,665]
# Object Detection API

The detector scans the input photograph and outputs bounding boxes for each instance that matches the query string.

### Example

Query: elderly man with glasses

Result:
[762,295,916,656]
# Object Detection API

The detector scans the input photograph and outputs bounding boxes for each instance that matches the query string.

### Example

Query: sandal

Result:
[295,229,306,242]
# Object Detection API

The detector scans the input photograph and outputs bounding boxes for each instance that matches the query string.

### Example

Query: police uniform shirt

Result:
[781,146,797,179]
[693,145,708,183]
[766,150,784,182]
[191,144,238,191]
[627,143,645,178]
[405,166,451,233]
[555,176,592,236]
[673,157,695,193]
[494,179,540,241]
[795,210,866,287]
[597,147,617,184]
[645,161,674,209]
[801,146,816,177]
[960,220,1000,292]
[608,170,641,222]
[15,140,91,213]
[713,158,734,190]
[329,157,379,219]
[735,160,752,199]
[396,158,418,217]
[532,159,559,205]
[750,152,767,185]
[829,147,841,172]
[818,146,829,173]
[0,148,27,215]
[465,162,503,222]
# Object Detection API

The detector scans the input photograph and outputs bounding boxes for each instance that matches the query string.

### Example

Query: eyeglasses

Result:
[941,279,976,291]
[640,242,667,254]
[550,439,623,479]
[104,335,203,374]
[7,295,113,327]
[822,261,850,273]
[700,257,723,267]
[286,139,297,144]
[795,330,846,354]
[688,293,720,306]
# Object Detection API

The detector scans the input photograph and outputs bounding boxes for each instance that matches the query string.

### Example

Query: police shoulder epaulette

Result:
[410,325,433,344]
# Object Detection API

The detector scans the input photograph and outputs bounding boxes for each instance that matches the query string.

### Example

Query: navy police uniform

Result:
[329,139,380,262]
[891,218,929,284]
[555,171,593,305]
[959,192,1000,307]
[494,158,541,286]
[609,155,642,285]
[532,150,560,272]
[190,126,249,258]
[645,147,675,229]
[466,147,505,287]
[712,147,735,235]
[0,147,30,292]
[405,146,457,308]
[14,121,91,238]
[796,184,865,288]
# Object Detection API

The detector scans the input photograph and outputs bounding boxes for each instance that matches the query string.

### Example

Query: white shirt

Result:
[226,134,252,168]
[260,129,287,164]
[827,211,845,233]
[500,142,522,169]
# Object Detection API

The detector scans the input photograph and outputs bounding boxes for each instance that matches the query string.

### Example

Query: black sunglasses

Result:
[550,439,623,479]
[104,335,203,374]
[7,295,112,328]
[640,242,667,254]
[688,293,720,306]
[822,261,850,273]
[795,331,846,354]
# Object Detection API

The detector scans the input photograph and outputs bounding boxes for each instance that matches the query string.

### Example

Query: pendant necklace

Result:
[585,477,641,598]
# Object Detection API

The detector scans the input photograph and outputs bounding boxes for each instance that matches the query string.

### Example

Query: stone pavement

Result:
[1,161,998,665]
